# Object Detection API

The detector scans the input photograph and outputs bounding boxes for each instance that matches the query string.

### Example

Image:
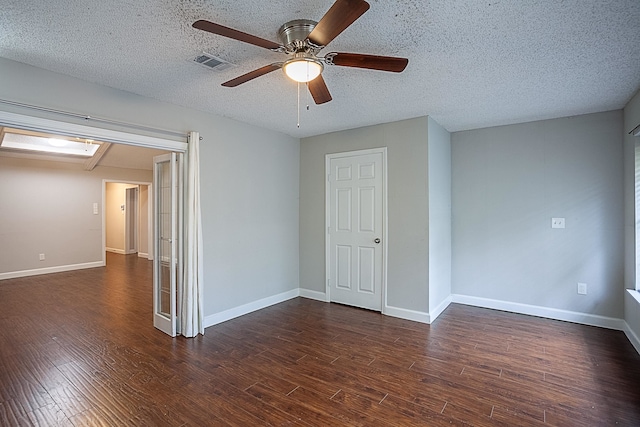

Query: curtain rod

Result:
[631,123,640,137]
[0,98,186,139]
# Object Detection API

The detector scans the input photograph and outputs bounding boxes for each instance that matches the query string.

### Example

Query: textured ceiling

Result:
[1,0,639,138]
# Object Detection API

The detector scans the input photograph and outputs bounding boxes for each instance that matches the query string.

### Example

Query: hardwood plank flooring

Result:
[1,253,639,426]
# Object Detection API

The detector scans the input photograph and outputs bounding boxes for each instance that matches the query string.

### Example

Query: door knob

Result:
[374,238,381,244]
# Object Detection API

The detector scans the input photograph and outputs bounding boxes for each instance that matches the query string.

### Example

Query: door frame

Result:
[0,110,189,331]
[325,147,388,312]
[102,180,152,262]
[0,110,188,265]
[0,111,187,151]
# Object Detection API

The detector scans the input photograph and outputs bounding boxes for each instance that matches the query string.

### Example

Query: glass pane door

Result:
[153,153,178,336]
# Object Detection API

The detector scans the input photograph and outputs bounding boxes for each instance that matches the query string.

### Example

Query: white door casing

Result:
[102,180,152,260]
[326,148,387,311]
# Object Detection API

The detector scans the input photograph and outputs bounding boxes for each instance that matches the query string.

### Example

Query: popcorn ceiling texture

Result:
[0,0,638,137]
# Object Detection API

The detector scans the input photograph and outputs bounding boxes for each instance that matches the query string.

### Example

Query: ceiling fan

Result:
[192,0,408,105]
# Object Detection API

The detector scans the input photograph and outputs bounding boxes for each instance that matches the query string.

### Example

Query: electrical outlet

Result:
[577,282,587,295]
[39,253,45,261]
[551,217,565,229]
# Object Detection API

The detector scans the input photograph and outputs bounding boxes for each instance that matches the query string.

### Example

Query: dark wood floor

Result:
[1,253,640,426]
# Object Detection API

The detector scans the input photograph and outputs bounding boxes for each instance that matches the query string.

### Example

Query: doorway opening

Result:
[0,110,188,337]
[105,181,152,260]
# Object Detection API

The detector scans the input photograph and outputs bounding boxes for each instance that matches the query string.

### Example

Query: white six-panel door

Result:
[327,149,385,311]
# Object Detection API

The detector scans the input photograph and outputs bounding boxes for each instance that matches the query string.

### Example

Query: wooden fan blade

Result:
[327,52,408,72]
[307,75,332,104]
[222,64,282,87]
[193,20,282,50]
[307,0,370,47]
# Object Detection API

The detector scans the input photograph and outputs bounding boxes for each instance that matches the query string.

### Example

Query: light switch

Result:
[577,282,587,295]
[551,217,565,229]
[93,202,98,215]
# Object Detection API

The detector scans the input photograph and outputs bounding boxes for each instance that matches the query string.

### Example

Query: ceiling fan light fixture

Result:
[283,54,323,83]
[193,0,408,104]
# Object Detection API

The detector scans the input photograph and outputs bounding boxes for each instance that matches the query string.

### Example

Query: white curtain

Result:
[181,131,204,337]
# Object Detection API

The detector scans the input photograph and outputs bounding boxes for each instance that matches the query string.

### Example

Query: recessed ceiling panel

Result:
[1,131,100,157]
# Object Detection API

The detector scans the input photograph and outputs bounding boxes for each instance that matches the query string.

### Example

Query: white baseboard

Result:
[451,294,625,331]
[429,296,452,323]
[296,290,434,324]
[106,247,125,254]
[297,290,449,325]
[384,305,431,324]
[138,252,150,259]
[204,289,300,328]
[625,290,640,355]
[0,261,105,281]
[299,288,329,302]
[623,321,640,355]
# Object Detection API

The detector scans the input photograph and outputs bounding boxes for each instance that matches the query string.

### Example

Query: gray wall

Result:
[427,117,452,312]
[300,117,430,313]
[0,58,300,317]
[452,111,624,318]
[0,157,151,274]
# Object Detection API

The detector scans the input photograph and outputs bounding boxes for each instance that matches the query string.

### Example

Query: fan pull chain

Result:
[306,66,310,111]
[297,81,300,128]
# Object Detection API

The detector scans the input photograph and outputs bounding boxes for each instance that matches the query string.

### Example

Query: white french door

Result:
[153,153,183,336]
[326,148,386,311]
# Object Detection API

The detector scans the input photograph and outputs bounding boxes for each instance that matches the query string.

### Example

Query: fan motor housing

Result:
[278,19,318,51]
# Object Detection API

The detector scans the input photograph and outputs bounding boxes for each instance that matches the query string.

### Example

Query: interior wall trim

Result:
[299,288,329,302]
[298,291,448,325]
[623,321,640,355]
[429,296,453,323]
[203,289,300,329]
[0,110,188,152]
[383,305,431,324]
[106,247,126,255]
[0,99,186,139]
[451,294,625,330]
[0,261,105,281]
